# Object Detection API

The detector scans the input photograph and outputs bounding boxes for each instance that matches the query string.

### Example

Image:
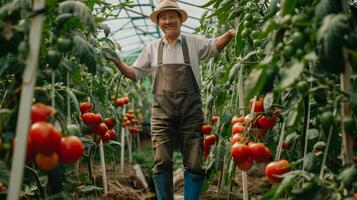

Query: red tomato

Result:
[201,124,212,135]
[129,127,139,134]
[79,102,92,114]
[29,122,61,155]
[93,123,108,135]
[262,147,271,162]
[131,119,139,125]
[231,116,245,125]
[26,138,35,162]
[231,143,250,164]
[249,143,266,163]
[265,160,291,183]
[0,182,5,191]
[82,113,102,126]
[101,132,111,142]
[115,98,125,107]
[107,129,117,140]
[127,109,135,114]
[127,113,135,120]
[35,152,59,171]
[204,134,217,146]
[232,123,246,135]
[123,96,129,104]
[104,118,116,129]
[282,142,290,150]
[203,140,211,151]
[31,103,55,123]
[257,115,277,129]
[237,156,253,172]
[211,115,219,124]
[59,136,84,164]
[252,128,267,138]
[249,96,264,113]
[203,150,210,158]
[231,134,244,144]
[354,193,357,199]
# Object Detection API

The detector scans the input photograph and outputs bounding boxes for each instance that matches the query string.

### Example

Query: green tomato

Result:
[243,20,251,28]
[244,13,253,21]
[58,38,72,52]
[251,30,260,38]
[291,32,305,47]
[253,39,260,48]
[67,124,81,136]
[283,45,294,57]
[47,50,61,67]
[295,49,305,59]
[296,81,309,94]
[18,41,29,58]
[241,28,250,37]
[319,111,334,127]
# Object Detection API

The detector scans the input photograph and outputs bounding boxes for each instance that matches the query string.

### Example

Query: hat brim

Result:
[150,8,188,24]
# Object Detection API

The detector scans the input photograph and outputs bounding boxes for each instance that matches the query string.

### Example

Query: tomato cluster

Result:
[201,115,220,157]
[26,103,84,171]
[203,134,217,158]
[124,109,143,135]
[80,101,117,143]
[230,141,271,172]
[231,96,280,138]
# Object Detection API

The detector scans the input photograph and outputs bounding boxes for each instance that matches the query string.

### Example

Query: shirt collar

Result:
[162,34,182,45]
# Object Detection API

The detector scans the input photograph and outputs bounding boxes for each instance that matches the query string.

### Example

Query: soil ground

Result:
[80,138,271,200]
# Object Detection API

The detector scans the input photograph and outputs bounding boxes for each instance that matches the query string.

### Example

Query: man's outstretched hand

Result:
[101,47,121,63]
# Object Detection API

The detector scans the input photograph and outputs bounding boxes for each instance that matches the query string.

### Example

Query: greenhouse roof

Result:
[104,0,210,62]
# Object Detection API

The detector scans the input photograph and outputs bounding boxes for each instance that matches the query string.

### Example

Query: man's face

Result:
[158,10,182,37]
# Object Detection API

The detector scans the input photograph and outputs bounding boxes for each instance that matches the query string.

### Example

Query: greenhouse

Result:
[0,0,357,199]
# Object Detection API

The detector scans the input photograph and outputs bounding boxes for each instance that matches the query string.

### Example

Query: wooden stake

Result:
[120,126,125,174]
[99,140,108,195]
[7,0,45,198]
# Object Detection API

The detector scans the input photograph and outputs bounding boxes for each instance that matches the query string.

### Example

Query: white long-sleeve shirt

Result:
[131,34,219,89]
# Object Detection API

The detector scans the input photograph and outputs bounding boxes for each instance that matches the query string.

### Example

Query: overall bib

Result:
[151,35,205,200]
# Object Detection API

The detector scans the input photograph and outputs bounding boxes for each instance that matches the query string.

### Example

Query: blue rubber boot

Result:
[184,171,205,200]
[152,171,174,200]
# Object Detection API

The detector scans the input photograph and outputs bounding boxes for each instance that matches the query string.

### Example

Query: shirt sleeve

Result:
[131,45,151,80]
[191,34,220,60]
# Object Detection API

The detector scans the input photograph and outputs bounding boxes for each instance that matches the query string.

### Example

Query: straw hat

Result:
[150,0,188,24]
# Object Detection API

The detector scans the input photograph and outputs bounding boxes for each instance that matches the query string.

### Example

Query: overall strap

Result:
[157,38,164,65]
[181,35,190,65]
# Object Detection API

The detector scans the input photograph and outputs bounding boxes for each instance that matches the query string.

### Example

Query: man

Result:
[107,0,235,199]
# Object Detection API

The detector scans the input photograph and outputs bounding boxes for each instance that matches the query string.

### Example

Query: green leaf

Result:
[72,35,97,74]
[315,0,343,25]
[244,67,264,101]
[280,0,298,15]
[338,166,357,189]
[215,142,226,170]
[286,98,304,128]
[273,172,297,199]
[317,14,349,74]
[228,63,240,83]
[303,153,319,173]
[58,1,97,34]
[279,61,304,89]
